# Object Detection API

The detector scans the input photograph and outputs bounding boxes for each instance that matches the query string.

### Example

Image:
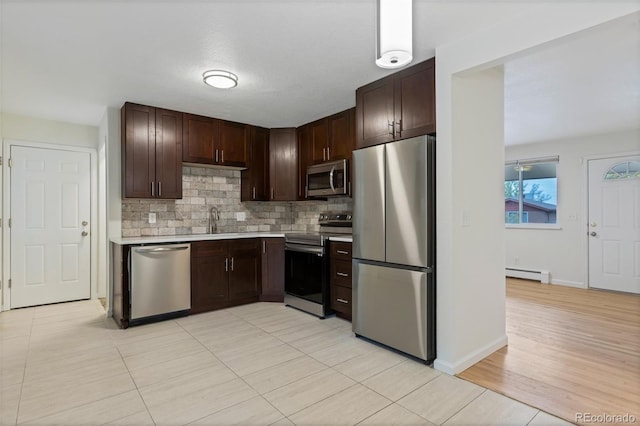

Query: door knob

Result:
[82,231,89,237]
[82,221,88,226]
[590,231,597,237]
[590,222,597,227]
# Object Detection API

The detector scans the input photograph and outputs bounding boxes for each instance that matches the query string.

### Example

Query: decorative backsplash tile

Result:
[121,166,352,237]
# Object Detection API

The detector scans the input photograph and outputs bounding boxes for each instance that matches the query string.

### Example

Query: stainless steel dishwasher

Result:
[130,243,191,324]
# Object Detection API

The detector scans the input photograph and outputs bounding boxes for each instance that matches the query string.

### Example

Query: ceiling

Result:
[504,11,640,145]
[1,1,638,145]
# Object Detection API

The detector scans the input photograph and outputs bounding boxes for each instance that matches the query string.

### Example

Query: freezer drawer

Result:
[130,244,191,321]
[353,261,434,362]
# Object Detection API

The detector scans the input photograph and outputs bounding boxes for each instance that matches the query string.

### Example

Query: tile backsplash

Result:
[121,166,353,237]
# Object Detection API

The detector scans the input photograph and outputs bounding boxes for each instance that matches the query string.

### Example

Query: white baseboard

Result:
[551,279,586,289]
[433,334,508,375]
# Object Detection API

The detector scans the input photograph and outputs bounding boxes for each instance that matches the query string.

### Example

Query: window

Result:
[505,157,558,225]
[604,161,640,180]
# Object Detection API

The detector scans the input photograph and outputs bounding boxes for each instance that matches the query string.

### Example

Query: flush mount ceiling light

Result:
[376,0,413,69]
[202,70,238,89]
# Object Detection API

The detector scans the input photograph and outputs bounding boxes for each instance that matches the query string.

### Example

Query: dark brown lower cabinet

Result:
[329,241,353,321]
[191,239,260,314]
[260,238,285,302]
[112,237,281,327]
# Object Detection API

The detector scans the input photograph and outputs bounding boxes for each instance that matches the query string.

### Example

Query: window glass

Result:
[604,161,640,180]
[505,160,557,225]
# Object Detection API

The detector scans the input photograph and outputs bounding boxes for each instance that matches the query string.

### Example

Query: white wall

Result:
[433,3,640,374]
[2,113,98,148]
[102,107,121,315]
[505,129,640,288]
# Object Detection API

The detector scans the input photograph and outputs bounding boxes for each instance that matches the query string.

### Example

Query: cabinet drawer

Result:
[330,260,352,288]
[191,240,228,257]
[330,242,352,260]
[330,285,352,315]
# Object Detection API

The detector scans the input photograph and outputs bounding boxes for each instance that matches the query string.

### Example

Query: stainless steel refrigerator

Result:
[352,135,435,363]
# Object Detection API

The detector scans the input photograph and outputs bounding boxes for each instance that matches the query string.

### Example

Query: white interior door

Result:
[588,155,640,294]
[10,146,91,308]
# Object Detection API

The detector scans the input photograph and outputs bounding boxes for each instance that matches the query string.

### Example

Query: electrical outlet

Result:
[236,212,246,222]
[148,213,156,224]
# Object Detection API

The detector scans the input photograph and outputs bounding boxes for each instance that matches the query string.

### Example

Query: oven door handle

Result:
[285,244,324,256]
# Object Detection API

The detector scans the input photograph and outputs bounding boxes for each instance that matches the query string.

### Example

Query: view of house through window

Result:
[504,157,558,225]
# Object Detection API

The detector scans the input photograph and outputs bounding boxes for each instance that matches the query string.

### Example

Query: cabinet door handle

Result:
[327,147,330,159]
[337,298,349,304]
[336,250,349,255]
[336,272,349,277]
[262,240,266,253]
[252,187,256,200]
[150,181,155,197]
[396,120,402,138]
[215,149,219,163]
[158,182,162,197]
[230,257,234,271]
[271,188,274,200]
[388,121,395,138]
[224,257,228,272]
[305,185,308,198]
[221,150,224,163]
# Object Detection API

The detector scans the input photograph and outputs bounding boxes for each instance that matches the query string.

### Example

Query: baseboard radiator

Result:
[506,267,550,284]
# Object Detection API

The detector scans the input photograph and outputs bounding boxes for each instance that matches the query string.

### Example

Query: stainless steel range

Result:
[284,212,352,318]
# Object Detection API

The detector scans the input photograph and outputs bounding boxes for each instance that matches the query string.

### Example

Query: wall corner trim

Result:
[433,334,508,375]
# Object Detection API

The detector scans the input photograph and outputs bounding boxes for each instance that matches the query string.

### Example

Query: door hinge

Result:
[8,218,11,228]
[8,279,11,289]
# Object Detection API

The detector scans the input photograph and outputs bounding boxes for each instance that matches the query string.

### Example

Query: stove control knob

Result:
[347,215,352,220]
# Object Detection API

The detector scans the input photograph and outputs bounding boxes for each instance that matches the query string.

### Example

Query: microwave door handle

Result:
[329,166,335,192]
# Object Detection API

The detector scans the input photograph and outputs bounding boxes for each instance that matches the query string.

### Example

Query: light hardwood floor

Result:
[458,278,640,425]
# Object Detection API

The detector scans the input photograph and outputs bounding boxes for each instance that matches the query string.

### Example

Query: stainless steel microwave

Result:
[307,159,349,197]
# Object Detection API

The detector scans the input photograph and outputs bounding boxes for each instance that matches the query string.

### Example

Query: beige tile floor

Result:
[0,300,573,426]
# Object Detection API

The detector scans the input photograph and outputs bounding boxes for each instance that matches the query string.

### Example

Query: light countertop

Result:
[111,232,285,245]
[328,235,353,243]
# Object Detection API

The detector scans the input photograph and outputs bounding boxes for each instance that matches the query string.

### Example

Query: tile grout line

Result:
[225,305,403,421]
[13,306,35,426]
[175,315,292,425]
[113,340,159,426]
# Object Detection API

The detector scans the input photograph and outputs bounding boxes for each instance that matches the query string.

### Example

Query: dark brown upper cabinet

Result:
[327,108,355,162]
[309,118,329,164]
[182,113,248,167]
[355,57,435,149]
[121,102,182,199]
[308,108,355,165]
[241,126,270,201]
[269,128,298,201]
[297,124,312,200]
[218,120,249,167]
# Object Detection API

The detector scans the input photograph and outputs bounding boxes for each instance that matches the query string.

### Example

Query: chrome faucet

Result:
[208,206,220,233]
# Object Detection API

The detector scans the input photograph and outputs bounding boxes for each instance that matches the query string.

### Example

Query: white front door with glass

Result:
[10,146,92,308]
[588,155,640,294]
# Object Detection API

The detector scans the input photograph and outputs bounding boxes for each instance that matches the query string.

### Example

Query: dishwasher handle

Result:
[134,246,190,253]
